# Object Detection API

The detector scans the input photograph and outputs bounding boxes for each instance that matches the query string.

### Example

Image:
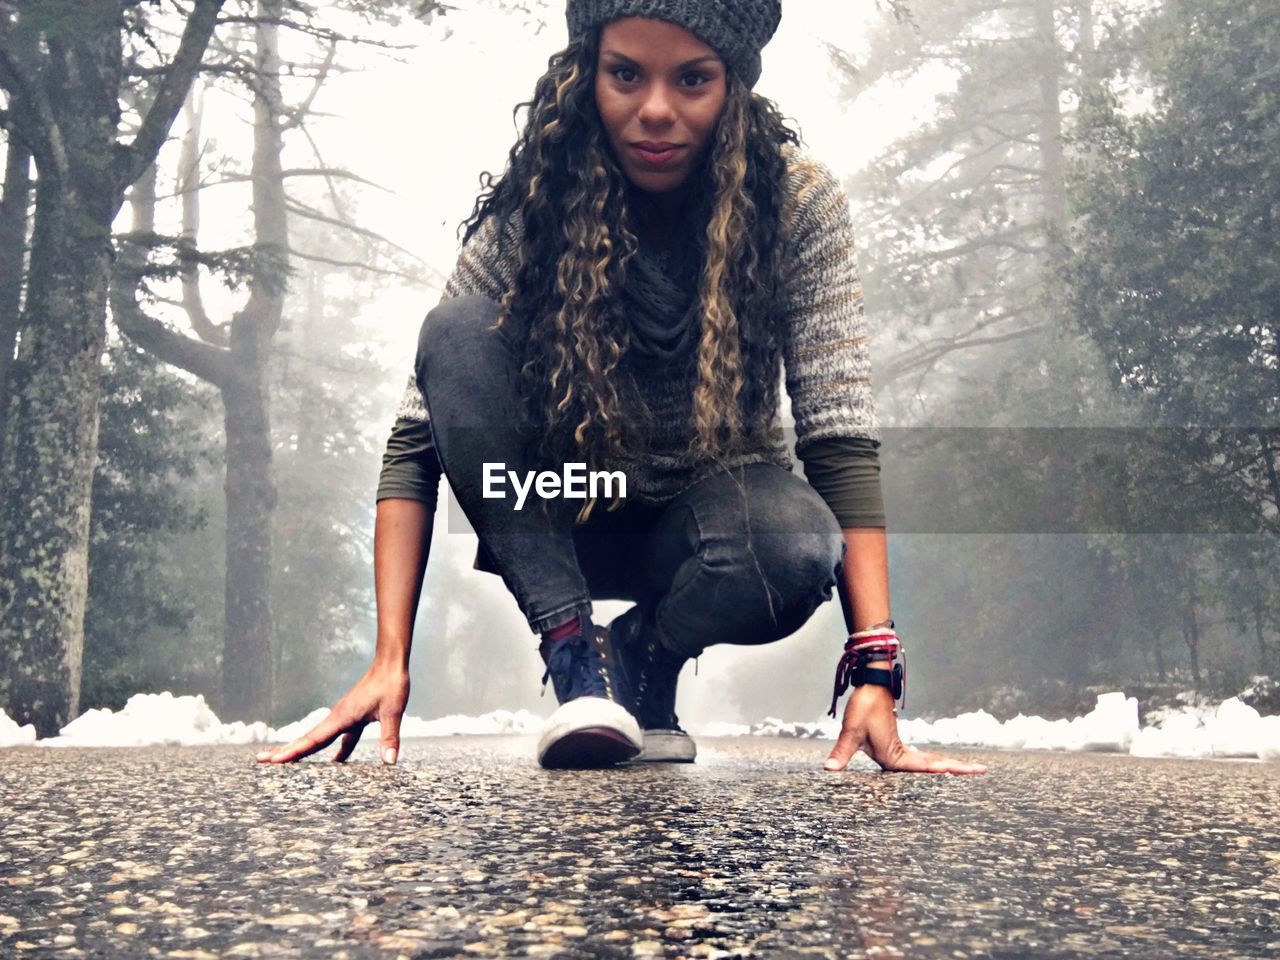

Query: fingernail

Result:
[824,758,840,771]
[383,747,397,765]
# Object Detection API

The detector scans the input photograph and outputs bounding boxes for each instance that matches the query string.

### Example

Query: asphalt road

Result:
[2,737,1278,959]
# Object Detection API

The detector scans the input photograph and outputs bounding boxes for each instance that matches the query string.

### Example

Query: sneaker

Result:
[537,622,642,769]
[610,606,698,764]
[637,727,698,763]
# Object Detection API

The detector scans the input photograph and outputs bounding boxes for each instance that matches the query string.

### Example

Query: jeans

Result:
[416,295,846,659]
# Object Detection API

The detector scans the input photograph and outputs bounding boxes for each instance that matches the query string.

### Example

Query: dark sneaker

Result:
[537,623,642,769]
[609,606,698,763]
[638,727,698,763]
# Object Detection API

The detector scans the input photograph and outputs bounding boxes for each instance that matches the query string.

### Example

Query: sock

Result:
[539,616,583,661]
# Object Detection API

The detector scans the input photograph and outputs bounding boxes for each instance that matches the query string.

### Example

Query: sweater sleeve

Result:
[391,214,522,428]
[798,436,886,529]
[781,158,881,452]
[377,214,522,504]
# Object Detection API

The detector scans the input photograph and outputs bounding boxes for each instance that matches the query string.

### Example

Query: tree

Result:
[111,0,440,720]
[0,0,224,736]
[1062,0,1280,532]
[841,0,1101,401]
[81,340,216,710]
[111,1,292,721]
[0,127,30,400]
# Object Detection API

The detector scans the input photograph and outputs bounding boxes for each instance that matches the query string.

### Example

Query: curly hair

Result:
[462,30,799,520]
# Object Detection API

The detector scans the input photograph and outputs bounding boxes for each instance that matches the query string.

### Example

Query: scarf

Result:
[619,237,703,362]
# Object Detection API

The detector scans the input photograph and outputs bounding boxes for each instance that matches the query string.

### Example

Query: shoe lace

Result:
[541,634,609,699]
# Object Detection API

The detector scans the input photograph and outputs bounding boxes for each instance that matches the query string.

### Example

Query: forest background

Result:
[1,0,1276,737]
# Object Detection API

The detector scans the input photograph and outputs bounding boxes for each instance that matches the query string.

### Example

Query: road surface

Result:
[2,736,1277,958]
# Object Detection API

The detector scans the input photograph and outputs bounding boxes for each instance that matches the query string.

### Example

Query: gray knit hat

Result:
[566,0,782,88]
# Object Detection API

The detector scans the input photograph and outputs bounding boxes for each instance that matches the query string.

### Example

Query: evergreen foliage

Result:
[81,342,219,709]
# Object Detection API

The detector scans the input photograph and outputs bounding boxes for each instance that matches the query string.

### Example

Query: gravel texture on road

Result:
[2,737,1278,959]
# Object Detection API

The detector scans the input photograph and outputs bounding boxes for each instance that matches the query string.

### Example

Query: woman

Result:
[258,0,985,775]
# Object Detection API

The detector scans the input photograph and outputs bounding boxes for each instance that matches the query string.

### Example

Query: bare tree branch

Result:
[283,196,427,265]
[903,223,1042,266]
[281,38,336,132]
[111,246,233,387]
[178,84,228,347]
[152,167,390,200]
[293,114,352,223]
[215,14,415,51]
[0,42,63,177]
[119,0,226,189]
[288,247,432,284]
[882,317,1048,385]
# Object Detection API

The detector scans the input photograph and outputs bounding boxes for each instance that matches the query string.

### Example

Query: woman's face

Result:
[595,17,728,197]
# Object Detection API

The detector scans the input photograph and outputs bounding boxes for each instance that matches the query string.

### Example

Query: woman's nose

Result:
[638,84,677,125]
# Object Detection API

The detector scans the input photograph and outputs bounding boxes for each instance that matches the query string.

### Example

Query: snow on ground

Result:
[1,691,1277,760]
[0,693,542,750]
[0,708,37,748]
[704,692,1280,762]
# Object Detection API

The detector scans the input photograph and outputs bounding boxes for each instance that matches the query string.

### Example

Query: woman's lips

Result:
[630,142,685,167]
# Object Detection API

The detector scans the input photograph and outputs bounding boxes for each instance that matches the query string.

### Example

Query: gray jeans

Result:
[416,295,845,659]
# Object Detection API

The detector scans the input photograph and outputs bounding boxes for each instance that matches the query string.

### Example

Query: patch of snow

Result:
[697,720,752,738]
[20,693,544,749]
[693,691,1280,763]
[270,708,544,742]
[891,693,1140,754]
[0,707,37,748]
[38,693,271,748]
[402,709,542,737]
[269,707,332,744]
[743,717,840,739]
[8,689,1279,761]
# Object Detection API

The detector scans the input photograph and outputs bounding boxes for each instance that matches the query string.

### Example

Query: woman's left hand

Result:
[824,684,988,774]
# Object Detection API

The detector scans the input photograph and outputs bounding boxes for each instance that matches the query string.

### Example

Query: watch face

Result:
[891,663,904,700]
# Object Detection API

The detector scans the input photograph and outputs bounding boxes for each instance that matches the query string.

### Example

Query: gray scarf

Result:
[620,242,702,362]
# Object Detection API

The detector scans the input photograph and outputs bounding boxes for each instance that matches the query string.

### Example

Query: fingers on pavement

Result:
[333,724,368,764]
[379,710,401,766]
[255,714,348,764]
[824,729,863,771]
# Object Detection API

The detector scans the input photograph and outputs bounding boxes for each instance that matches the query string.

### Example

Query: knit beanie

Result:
[566,0,782,88]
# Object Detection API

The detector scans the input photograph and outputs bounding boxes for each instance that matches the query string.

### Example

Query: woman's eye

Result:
[613,67,640,83]
[679,72,709,88]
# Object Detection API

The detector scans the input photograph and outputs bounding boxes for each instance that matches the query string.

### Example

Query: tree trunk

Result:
[1253,597,1271,673]
[0,139,31,407]
[1076,1,1100,93]
[1152,631,1167,682]
[219,0,287,721]
[108,1,284,722]
[1032,0,1067,228]
[221,358,276,720]
[0,15,122,735]
[0,0,223,735]
[1181,567,1202,689]
[0,178,116,735]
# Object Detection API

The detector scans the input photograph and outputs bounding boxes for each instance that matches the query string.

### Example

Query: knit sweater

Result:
[382,149,884,525]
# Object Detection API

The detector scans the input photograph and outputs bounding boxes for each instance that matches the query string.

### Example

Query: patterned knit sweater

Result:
[388,150,882,513]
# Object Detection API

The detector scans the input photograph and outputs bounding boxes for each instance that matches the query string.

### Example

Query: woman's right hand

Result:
[255,664,410,765]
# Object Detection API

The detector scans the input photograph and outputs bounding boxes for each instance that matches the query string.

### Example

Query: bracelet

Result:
[828,623,907,717]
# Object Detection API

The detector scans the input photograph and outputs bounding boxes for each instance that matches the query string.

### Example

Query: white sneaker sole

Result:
[537,698,643,769]
[635,728,698,763]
